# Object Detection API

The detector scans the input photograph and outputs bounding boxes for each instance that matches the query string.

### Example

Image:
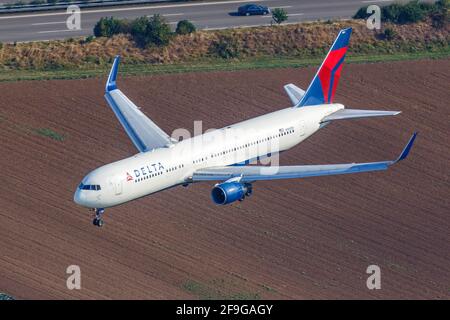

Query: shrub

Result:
[272,8,288,24]
[92,14,173,47]
[83,35,95,43]
[176,20,196,35]
[353,0,445,24]
[93,16,128,37]
[383,27,397,40]
[353,6,369,19]
[210,36,241,59]
[381,3,403,22]
[431,10,447,28]
[431,0,449,29]
[436,0,450,9]
[391,1,426,24]
[131,14,172,48]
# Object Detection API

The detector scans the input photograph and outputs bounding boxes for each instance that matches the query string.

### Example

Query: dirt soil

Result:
[0,58,449,299]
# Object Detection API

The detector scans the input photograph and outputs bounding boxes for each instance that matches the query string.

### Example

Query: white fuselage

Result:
[74,104,344,208]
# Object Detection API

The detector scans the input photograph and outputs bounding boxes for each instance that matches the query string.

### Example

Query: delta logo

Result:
[126,172,134,182]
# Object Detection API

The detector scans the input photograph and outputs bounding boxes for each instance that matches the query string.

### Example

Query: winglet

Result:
[106,55,120,93]
[394,132,417,163]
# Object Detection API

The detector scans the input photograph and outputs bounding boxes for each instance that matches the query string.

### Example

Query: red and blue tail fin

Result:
[297,28,352,107]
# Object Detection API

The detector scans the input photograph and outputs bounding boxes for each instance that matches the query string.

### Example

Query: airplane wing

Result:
[192,133,417,182]
[104,56,173,152]
[321,109,401,122]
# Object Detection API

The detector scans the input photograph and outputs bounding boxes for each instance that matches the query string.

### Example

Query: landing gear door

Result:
[298,120,306,136]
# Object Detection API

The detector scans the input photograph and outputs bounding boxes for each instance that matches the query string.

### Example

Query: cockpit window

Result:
[79,183,101,191]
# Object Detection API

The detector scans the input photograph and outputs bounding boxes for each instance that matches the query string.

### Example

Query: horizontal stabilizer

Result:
[321,109,401,122]
[284,83,305,106]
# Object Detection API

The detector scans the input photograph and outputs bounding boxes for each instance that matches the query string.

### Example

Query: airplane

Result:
[74,27,417,227]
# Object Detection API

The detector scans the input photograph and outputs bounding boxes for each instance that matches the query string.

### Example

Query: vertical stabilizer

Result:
[298,28,352,107]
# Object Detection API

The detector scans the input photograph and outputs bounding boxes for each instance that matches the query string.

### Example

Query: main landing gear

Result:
[92,208,105,227]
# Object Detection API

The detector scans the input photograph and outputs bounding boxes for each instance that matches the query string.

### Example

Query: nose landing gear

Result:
[92,208,105,227]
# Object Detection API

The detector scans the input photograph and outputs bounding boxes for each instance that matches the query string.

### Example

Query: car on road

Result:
[238,4,271,16]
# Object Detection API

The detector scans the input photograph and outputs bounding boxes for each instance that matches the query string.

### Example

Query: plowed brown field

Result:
[0,59,449,299]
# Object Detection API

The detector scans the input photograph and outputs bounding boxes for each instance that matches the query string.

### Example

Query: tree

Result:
[131,14,173,48]
[272,8,288,25]
[93,17,126,38]
[176,20,196,35]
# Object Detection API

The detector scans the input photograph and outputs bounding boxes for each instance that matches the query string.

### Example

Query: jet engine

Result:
[211,182,252,205]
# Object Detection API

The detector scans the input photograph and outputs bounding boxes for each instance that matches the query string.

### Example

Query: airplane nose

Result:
[73,189,86,206]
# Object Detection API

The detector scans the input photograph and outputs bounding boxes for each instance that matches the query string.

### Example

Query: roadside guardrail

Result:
[0,0,195,14]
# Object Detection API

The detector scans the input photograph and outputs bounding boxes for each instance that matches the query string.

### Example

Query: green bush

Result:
[131,15,172,48]
[431,0,449,29]
[92,14,173,47]
[383,27,397,40]
[83,35,95,43]
[353,6,369,19]
[210,36,241,59]
[176,20,196,35]
[387,1,425,24]
[353,0,445,24]
[272,8,288,24]
[93,16,128,38]
[436,0,450,9]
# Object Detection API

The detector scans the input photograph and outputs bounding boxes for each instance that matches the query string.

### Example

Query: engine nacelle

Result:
[211,182,252,205]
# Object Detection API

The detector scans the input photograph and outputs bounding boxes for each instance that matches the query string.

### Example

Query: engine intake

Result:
[211,182,252,205]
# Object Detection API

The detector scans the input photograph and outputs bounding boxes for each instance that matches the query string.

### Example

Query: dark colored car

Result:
[238,4,271,16]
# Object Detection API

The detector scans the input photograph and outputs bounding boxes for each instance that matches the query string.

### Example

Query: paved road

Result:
[0,0,395,43]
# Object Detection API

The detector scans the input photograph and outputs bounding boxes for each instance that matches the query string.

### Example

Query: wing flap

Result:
[192,133,417,182]
[193,162,391,182]
[321,109,401,122]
